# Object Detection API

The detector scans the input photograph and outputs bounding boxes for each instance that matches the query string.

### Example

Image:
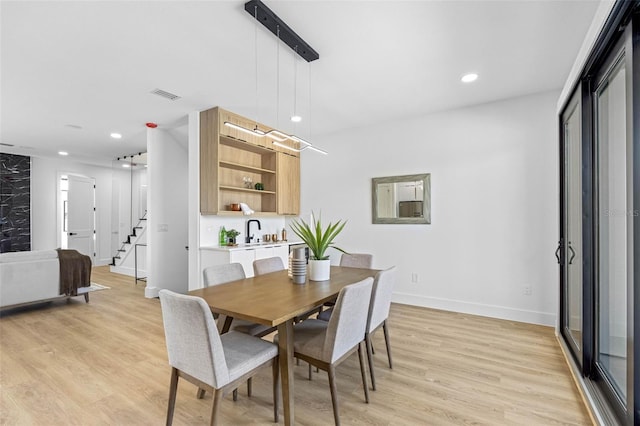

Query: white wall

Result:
[301,90,559,326]
[145,128,189,297]
[30,156,126,266]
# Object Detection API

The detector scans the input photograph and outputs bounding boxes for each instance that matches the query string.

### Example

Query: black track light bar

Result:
[244,0,319,62]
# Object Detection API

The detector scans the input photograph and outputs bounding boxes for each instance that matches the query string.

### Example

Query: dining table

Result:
[188,265,379,425]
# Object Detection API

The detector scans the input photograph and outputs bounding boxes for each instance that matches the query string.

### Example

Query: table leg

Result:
[277,320,295,425]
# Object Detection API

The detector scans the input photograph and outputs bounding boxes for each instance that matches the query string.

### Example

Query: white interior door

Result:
[67,175,95,258]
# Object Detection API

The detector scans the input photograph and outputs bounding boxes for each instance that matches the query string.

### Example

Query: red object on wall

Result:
[145,122,158,128]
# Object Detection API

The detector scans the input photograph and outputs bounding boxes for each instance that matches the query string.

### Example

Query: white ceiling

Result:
[1,0,600,166]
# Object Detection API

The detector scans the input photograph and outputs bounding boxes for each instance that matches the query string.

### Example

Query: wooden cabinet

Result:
[200,107,300,216]
[277,152,300,215]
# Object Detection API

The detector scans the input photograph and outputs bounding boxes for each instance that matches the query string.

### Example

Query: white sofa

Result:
[0,250,89,309]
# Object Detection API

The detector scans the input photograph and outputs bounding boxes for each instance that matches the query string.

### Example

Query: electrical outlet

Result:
[524,285,532,296]
[411,273,418,283]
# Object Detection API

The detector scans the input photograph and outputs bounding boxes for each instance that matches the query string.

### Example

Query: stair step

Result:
[134,226,143,229]
[139,218,147,221]
[114,255,121,260]
[117,249,126,252]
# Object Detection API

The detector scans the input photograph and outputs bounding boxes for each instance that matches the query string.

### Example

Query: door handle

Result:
[555,240,564,265]
[68,232,77,236]
[568,243,576,265]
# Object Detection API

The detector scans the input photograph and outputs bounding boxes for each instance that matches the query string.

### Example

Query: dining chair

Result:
[203,263,273,338]
[317,253,374,316]
[158,290,280,426]
[252,256,285,276]
[316,266,395,390]
[362,266,396,390]
[277,277,374,426]
[339,253,373,269]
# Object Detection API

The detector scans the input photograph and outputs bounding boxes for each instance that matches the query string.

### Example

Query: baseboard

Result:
[392,292,556,326]
[144,286,159,298]
[109,265,146,278]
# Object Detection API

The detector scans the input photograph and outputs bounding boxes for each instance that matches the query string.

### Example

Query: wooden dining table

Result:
[188,265,378,425]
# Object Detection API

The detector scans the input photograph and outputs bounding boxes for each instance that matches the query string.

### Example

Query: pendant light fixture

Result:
[223,0,328,155]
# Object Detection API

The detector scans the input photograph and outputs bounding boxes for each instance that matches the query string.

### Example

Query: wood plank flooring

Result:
[0,266,591,425]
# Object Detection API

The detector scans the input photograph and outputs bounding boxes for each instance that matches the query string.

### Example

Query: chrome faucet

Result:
[246,219,261,243]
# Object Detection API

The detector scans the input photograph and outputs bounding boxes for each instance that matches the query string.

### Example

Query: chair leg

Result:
[166,367,179,426]
[247,378,252,397]
[210,388,224,426]
[357,342,370,403]
[233,388,238,401]
[382,321,393,369]
[196,387,206,399]
[84,293,89,303]
[327,366,341,426]
[308,363,312,380]
[272,359,280,423]
[365,334,376,391]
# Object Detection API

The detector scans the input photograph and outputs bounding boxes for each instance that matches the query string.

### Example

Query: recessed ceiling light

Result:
[290,115,302,123]
[58,151,68,156]
[110,133,122,139]
[461,73,478,83]
[122,164,130,168]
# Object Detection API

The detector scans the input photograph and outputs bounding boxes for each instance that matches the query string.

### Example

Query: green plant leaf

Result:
[290,212,346,260]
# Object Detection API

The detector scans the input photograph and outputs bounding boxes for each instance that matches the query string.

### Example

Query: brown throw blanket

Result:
[56,249,92,296]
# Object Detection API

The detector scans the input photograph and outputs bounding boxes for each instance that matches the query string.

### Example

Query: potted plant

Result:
[290,212,346,281]
[225,229,240,246]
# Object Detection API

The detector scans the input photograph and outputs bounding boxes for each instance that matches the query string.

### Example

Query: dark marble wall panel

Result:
[1,153,31,252]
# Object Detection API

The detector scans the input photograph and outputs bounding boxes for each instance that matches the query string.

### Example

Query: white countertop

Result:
[200,241,304,252]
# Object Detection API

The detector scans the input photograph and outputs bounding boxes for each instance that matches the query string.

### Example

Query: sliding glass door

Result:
[558,4,638,424]
[560,88,584,364]
[594,48,630,411]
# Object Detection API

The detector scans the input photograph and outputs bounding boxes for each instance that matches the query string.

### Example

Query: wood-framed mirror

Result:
[372,173,431,224]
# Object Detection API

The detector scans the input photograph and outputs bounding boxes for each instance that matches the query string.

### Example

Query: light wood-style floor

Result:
[0,266,591,425]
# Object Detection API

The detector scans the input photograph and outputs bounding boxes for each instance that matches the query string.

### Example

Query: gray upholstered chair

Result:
[316,266,395,390]
[252,256,285,276]
[279,277,374,426]
[203,262,246,287]
[363,266,396,390]
[339,253,373,269]
[202,263,272,338]
[158,290,280,425]
[317,253,374,318]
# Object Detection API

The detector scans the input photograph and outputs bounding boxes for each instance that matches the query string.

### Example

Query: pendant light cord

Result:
[293,45,298,126]
[276,25,280,128]
[254,5,259,130]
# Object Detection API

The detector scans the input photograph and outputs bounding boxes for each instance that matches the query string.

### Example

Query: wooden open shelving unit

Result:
[200,107,300,216]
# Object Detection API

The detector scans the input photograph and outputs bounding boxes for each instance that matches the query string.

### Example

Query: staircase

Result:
[109,212,147,277]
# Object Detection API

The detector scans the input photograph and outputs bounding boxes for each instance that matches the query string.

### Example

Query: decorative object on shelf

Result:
[254,182,264,190]
[281,228,287,241]
[239,202,255,215]
[243,176,253,189]
[290,212,346,281]
[225,229,240,246]
[230,203,241,211]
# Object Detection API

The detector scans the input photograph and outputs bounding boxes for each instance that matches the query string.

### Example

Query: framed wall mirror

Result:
[372,173,431,224]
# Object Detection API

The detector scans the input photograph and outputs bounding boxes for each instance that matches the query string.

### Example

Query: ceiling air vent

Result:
[150,88,181,101]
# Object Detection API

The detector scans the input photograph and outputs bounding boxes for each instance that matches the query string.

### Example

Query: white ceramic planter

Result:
[308,259,331,281]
